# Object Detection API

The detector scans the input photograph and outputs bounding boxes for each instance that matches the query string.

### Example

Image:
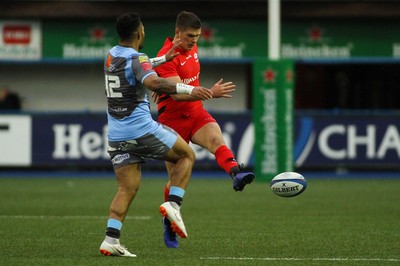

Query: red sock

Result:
[215,145,239,175]
[164,185,169,202]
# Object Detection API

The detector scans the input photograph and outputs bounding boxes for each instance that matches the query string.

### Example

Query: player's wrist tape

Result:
[150,55,166,67]
[176,83,194,94]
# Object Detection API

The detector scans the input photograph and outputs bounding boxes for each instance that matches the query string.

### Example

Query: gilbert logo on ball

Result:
[270,172,307,197]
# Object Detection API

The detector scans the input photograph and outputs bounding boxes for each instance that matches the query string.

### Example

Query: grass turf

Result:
[0,176,399,265]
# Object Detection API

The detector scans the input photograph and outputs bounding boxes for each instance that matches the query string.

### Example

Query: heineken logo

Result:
[261,89,278,174]
[89,26,106,42]
[200,25,215,42]
[63,44,112,59]
[62,24,115,59]
[307,25,324,43]
[282,44,352,58]
[198,23,245,58]
[263,68,276,83]
[82,25,113,44]
[261,67,293,84]
[282,23,353,58]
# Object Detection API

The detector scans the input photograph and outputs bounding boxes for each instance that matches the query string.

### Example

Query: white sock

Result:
[169,201,180,211]
[105,236,120,245]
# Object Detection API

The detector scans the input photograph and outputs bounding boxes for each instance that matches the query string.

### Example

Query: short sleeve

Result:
[131,54,157,83]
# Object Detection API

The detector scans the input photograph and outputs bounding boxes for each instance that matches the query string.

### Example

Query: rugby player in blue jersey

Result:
[99,12,213,257]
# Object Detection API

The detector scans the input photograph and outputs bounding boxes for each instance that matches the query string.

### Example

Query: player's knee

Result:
[119,182,140,198]
[185,148,196,163]
[127,181,140,193]
[210,135,225,148]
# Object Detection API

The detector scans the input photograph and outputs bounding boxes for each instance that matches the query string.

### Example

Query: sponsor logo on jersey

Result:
[141,62,152,71]
[181,73,199,85]
[139,55,152,71]
[138,55,149,63]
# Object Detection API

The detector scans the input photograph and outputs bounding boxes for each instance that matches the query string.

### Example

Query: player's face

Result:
[178,28,201,51]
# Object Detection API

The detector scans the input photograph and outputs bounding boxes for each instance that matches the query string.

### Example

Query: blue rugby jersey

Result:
[104,45,159,141]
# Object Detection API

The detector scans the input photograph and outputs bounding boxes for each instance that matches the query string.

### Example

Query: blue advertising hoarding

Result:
[32,113,108,166]
[295,113,400,169]
[1,112,400,171]
[28,112,254,170]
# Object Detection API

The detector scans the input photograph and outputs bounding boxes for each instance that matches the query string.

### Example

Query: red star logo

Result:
[90,27,105,41]
[308,26,322,42]
[263,68,276,83]
[201,26,214,41]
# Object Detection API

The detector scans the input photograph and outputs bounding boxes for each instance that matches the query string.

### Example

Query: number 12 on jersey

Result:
[105,75,122,98]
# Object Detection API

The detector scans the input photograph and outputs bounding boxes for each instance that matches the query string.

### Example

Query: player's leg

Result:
[157,117,192,247]
[190,109,239,174]
[191,118,255,191]
[162,161,178,248]
[192,122,237,171]
[164,135,194,190]
[160,135,195,239]
[108,163,141,222]
[158,115,192,199]
[100,163,141,257]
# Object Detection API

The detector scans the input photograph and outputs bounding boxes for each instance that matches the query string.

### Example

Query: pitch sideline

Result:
[201,256,400,262]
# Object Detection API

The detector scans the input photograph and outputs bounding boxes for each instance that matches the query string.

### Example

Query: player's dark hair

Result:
[176,11,201,30]
[116,12,141,41]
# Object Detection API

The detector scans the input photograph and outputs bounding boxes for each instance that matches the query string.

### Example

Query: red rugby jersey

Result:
[155,37,203,117]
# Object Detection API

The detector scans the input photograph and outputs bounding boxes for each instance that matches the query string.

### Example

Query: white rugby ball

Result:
[270,172,307,197]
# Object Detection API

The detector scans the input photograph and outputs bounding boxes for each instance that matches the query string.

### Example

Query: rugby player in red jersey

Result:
[154,11,255,248]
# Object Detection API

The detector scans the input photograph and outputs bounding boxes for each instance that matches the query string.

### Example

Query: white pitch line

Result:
[201,257,400,262]
[0,215,151,220]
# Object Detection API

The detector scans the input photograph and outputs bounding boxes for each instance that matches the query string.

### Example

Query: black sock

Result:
[167,194,183,206]
[106,227,120,239]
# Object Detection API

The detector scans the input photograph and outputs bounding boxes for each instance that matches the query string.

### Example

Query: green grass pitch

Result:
[0,175,399,265]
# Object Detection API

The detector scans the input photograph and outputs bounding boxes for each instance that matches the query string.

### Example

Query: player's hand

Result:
[151,92,161,104]
[210,78,235,98]
[165,40,181,62]
[191,86,213,100]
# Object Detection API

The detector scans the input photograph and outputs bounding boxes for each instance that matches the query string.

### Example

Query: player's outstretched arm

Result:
[155,76,202,102]
[164,77,235,102]
[144,74,213,101]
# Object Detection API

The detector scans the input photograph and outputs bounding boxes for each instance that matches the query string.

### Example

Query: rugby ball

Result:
[270,172,307,197]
